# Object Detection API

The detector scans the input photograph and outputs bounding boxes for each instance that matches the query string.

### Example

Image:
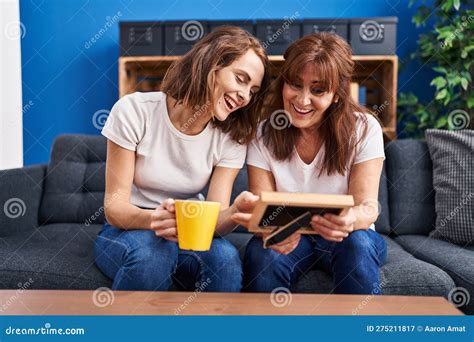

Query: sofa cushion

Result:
[425,129,474,245]
[39,135,107,225]
[0,223,111,289]
[225,233,455,297]
[385,140,436,236]
[0,164,46,236]
[395,234,474,314]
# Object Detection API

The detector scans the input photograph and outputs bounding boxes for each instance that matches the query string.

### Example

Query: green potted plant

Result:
[398,0,473,138]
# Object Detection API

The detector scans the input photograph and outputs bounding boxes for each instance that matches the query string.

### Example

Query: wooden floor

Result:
[0,290,463,315]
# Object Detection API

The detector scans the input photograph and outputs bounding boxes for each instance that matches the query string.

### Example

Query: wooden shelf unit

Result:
[118,55,398,140]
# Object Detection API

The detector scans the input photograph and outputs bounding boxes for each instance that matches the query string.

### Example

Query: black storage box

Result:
[209,20,255,35]
[120,21,163,56]
[164,20,208,55]
[256,19,301,55]
[350,17,397,55]
[302,19,348,41]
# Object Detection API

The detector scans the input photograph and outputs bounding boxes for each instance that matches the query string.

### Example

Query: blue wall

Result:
[20,0,432,165]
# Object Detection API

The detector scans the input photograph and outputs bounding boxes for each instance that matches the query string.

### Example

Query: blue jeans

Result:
[243,229,387,294]
[94,221,242,292]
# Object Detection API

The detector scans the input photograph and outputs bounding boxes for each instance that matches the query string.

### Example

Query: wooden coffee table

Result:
[0,290,462,315]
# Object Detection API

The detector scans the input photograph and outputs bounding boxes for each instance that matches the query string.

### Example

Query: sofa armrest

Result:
[0,164,47,235]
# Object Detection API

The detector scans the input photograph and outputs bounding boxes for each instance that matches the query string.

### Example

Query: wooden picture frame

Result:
[248,191,355,235]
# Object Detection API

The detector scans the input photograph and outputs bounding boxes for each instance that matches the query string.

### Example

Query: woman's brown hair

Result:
[262,32,369,176]
[161,26,270,144]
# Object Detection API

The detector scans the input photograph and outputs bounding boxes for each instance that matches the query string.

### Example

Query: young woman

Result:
[94,26,269,292]
[232,33,387,294]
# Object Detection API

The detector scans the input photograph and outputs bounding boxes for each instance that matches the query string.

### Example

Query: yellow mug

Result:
[175,200,221,251]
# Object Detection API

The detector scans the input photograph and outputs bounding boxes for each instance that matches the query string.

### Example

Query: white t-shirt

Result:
[101,91,246,208]
[247,114,385,229]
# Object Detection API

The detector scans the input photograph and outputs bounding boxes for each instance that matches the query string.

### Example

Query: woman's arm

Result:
[312,158,384,239]
[104,140,178,240]
[349,158,384,229]
[103,140,154,229]
[103,138,176,241]
[234,165,300,255]
[248,165,276,195]
[229,165,276,228]
[207,166,258,236]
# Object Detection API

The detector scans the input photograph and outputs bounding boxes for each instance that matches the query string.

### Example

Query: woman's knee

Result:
[125,234,178,272]
[207,239,242,289]
[96,227,179,289]
[120,237,179,290]
[244,236,278,270]
[243,236,292,292]
[332,230,386,270]
[334,230,378,258]
[209,238,241,266]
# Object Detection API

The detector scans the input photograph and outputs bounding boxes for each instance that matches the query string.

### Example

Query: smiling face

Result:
[282,62,338,130]
[212,49,265,121]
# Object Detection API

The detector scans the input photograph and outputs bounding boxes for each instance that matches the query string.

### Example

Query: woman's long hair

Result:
[161,26,270,144]
[262,32,369,176]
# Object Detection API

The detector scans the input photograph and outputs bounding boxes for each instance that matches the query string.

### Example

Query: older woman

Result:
[232,33,387,294]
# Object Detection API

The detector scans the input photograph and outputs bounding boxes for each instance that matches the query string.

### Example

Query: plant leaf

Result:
[433,66,448,74]
[436,116,448,128]
[453,0,460,10]
[430,76,447,89]
[468,97,474,109]
[436,88,448,100]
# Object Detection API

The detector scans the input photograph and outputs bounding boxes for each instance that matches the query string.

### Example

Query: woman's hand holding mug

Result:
[150,198,178,242]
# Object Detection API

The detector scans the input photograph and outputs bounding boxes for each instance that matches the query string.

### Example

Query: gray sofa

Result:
[0,134,472,314]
